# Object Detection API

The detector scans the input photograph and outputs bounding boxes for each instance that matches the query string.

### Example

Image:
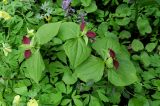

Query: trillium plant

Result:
[0,0,160,106]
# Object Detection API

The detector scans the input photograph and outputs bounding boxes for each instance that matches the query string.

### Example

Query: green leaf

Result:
[89,96,101,106]
[150,100,160,106]
[81,0,92,7]
[115,17,130,26]
[58,22,80,41]
[71,0,81,6]
[36,22,61,44]
[83,95,90,105]
[62,70,77,85]
[84,1,97,13]
[137,0,160,6]
[152,92,160,99]
[128,96,149,106]
[142,70,156,81]
[24,50,45,83]
[145,42,157,52]
[66,85,73,94]
[55,81,66,93]
[115,4,131,17]
[137,17,152,35]
[61,99,71,105]
[56,51,67,64]
[73,98,83,106]
[52,37,63,46]
[97,89,109,102]
[64,38,91,68]
[13,18,23,34]
[153,80,160,90]
[39,92,62,105]
[97,22,108,37]
[102,0,111,5]
[155,0,160,5]
[140,52,150,67]
[119,30,131,39]
[14,86,27,95]
[109,88,121,104]
[83,35,88,45]
[131,39,144,52]
[74,56,104,82]
[108,56,138,86]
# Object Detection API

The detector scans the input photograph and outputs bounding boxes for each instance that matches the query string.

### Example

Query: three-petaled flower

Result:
[80,17,96,38]
[22,36,31,59]
[109,49,119,70]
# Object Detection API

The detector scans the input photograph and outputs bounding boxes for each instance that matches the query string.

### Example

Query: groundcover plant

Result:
[0,0,160,106]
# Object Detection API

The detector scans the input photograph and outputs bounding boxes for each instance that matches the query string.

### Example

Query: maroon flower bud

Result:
[24,50,31,59]
[113,59,119,70]
[109,49,116,59]
[86,31,96,38]
[22,36,30,44]
[80,21,85,31]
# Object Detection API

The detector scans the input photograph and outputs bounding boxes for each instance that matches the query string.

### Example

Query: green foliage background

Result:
[0,0,160,105]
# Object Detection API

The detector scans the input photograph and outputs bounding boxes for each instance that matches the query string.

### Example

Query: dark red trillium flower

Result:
[86,31,96,38]
[113,59,119,70]
[24,50,31,59]
[80,17,96,38]
[109,49,116,59]
[22,36,30,44]
[22,36,31,59]
[108,48,119,70]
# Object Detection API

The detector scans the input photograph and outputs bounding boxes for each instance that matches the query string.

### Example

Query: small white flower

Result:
[3,0,8,4]
[12,95,20,106]
[2,43,12,56]
[27,99,38,106]
[27,28,34,36]
[0,11,11,20]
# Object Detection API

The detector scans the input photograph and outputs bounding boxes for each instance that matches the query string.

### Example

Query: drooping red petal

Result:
[22,36,30,44]
[80,21,86,31]
[24,50,31,59]
[109,49,116,59]
[113,59,119,70]
[86,31,96,38]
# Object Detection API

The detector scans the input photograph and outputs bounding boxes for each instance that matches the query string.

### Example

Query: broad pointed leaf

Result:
[24,50,45,83]
[74,56,104,82]
[64,38,91,68]
[108,56,138,86]
[36,22,61,44]
[58,22,80,41]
